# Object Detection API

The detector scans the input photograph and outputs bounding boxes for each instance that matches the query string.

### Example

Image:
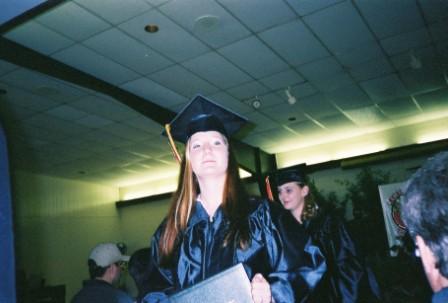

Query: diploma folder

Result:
[169,263,253,303]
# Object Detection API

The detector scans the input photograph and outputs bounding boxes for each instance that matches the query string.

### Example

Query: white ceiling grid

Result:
[0,0,447,187]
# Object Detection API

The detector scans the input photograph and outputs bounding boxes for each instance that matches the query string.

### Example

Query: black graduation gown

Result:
[305,210,382,303]
[145,198,325,303]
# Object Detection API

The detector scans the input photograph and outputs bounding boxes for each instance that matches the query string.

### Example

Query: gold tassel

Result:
[165,123,181,164]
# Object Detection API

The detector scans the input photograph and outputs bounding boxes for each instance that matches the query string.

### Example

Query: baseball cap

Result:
[88,243,130,267]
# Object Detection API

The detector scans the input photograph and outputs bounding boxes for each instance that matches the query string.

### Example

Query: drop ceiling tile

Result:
[74,0,152,24]
[145,0,170,6]
[99,123,153,141]
[259,20,329,66]
[218,36,289,78]
[316,113,356,132]
[287,118,323,136]
[259,69,305,90]
[413,87,448,112]
[381,28,432,56]
[289,82,318,99]
[148,65,219,97]
[226,81,269,99]
[160,0,250,48]
[122,141,164,158]
[355,0,423,39]
[84,130,134,148]
[343,105,388,126]
[122,116,165,135]
[0,103,37,123]
[217,0,296,32]
[0,68,86,102]
[207,92,253,114]
[45,104,88,121]
[297,93,340,119]
[297,57,343,82]
[360,73,409,102]
[349,56,394,82]
[399,66,446,95]
[428,19,448,42]
[335,40,384,68]
[52,44,139,85]
[0,86,59,111]
[311,72,354,92]
[62,137,112,153]
[83,28,172,75]
[304,1,374,53]
[414,0,448,24]
[325,83,372,110]
[27,114,92,136]
[36,2,110,41]
[119,9,210,62]
[256,92,286,109]
[3,21,74,55]
[120,77,188,109]
[390,46,436,71]
[376,97,421,120]
[182,52,251,89]
[75,114,114,128]
[260,102,307,125]
[70,94,140,121]
[18,123,69,142]
[285,0,343,16]
[244,111,279,133]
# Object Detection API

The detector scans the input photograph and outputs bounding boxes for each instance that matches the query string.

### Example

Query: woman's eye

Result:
[192,143,201,149]
[213,140,222,146]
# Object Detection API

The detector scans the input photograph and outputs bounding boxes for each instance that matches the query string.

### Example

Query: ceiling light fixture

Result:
[194,15,220,32]
[144,24,159,33]
[285,87,297,105]
[252,96,261,109]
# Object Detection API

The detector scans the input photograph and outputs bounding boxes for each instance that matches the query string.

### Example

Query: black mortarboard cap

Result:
[274,165,307,186]
[164,94,248,144]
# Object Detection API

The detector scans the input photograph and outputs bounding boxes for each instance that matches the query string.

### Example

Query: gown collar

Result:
[188,201,224,227]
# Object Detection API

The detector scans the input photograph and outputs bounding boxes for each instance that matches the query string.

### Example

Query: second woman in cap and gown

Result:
[143,95,326,303]
[274,168,382,303]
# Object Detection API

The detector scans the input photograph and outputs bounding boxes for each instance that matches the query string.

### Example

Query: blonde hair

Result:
[299,183,319,222]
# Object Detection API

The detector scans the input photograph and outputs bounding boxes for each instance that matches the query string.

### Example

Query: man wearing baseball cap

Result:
[72,242,133,303]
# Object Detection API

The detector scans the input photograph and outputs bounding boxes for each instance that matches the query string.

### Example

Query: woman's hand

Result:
[251,273,272,303]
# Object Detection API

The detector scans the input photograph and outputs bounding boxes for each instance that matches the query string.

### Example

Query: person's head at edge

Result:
[87,242,130,285]
[401,151,448,293]
[275,167,318,223]
[128,247,152,300]
[159,95,250,264]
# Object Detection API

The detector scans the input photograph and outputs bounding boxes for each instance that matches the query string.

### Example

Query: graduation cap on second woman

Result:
[163,94,248,162]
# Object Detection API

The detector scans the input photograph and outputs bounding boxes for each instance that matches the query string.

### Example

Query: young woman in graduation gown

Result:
[143,95,325,303]
[275,168,382,303]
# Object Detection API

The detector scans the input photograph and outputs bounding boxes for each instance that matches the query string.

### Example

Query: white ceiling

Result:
[0,0,448,188]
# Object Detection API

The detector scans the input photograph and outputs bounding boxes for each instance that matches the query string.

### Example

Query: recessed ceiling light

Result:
[144,24,159,33]
[0,88,7,95]
[288,117,296,122]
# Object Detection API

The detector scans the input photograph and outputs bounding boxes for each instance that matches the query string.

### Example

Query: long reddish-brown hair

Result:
[158,137,250,265]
